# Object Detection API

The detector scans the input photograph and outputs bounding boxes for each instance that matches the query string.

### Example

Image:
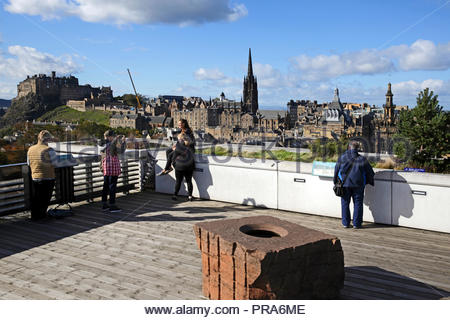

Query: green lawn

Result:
[38,106,111,126]
[197,146,316,162]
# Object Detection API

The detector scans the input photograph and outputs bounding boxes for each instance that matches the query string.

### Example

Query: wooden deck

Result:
[0,191,449,300]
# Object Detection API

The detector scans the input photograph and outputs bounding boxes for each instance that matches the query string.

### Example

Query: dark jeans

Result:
[102,175,118,204]
[341,186,365,227]
[30,179,55,220]
[165,147,184,171]
[174,169,193,196]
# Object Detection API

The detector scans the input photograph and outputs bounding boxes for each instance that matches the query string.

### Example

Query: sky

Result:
[0,0,450,109]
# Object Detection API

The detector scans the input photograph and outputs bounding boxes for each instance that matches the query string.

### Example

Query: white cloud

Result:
[0,45,81,98]
[387,40,450,71]
[392,79,449,97]
[291,40,450,81]
[194,68,226,81]
[193,67,240,88]
[194,63,289,91]
[4,0,247,25]
[292,50,395,81]
[253,63,286,88]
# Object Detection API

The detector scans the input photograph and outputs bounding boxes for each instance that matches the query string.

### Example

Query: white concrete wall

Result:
[155,153,450,233]
[155,152,278,208]
[391,172,450,233]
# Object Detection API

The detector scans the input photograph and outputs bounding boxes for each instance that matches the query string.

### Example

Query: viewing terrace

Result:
[0,150,449,300]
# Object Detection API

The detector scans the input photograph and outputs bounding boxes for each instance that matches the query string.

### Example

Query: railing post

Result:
[85,161,94,202]
[139,157,145,191]
[22,165,32,211]
[122,157,129,195]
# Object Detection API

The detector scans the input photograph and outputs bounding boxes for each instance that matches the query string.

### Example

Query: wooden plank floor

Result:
[0,191,449,300]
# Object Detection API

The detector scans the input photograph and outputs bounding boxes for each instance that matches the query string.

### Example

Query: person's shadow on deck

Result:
[342,266,449,299]
[0,191,228,259]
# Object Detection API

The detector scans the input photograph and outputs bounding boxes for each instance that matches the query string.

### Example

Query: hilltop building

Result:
[16,71,112,105]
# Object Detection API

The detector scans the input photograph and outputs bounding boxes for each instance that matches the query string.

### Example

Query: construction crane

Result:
[127,68,142,109]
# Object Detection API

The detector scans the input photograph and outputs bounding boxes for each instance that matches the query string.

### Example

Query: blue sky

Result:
[1,0,449,109]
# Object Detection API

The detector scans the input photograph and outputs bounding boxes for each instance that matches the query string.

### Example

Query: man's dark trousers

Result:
[341,186,365,227]
[30,180,55,220]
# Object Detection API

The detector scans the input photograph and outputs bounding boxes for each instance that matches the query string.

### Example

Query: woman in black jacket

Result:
[161,119,196,201]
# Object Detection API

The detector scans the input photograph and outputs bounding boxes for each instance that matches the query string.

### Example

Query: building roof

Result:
[111,113,141,120]
[258,110,286,120]
[148,116,168,123]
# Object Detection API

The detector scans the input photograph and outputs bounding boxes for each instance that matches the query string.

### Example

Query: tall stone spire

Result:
[333,88,341,103]
[385,82,393,106]
[243,48,258,115]
[384,82,395,125]
[248,48,253,77]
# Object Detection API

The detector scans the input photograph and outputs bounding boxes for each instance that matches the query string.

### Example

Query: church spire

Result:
[333,88,341,103]
[243,48,258,115]
[248,48,253,77]
[384,82,395,125]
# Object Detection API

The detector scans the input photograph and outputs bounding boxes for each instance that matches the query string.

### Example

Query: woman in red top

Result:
[101,130,126,213]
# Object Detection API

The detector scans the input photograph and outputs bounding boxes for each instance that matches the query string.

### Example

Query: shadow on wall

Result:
[193,165,213,200]
[364,171,414,225]
[390,172,414,225]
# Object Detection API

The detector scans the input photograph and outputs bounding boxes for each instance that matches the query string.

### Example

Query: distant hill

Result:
[38,105,111,126]
[0,99,11,108]
[0,93,59,129]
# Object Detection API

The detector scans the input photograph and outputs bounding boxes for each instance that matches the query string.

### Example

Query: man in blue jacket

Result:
[333,141,375,229]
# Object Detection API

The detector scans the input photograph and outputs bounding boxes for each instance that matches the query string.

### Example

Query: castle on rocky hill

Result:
[15,71,112,105]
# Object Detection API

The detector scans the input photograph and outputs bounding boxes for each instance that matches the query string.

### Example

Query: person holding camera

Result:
[100,130,126,213]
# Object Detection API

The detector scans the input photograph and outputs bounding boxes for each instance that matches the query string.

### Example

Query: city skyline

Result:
[0,0,450,109]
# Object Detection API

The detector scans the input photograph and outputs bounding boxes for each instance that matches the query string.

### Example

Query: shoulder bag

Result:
[333,157,357,197]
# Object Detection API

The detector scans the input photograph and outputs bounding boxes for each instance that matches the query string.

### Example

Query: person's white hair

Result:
[348,141,360,151]
[38,130,52,143]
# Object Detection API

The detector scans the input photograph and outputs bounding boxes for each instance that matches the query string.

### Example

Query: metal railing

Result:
[0,152,156,217]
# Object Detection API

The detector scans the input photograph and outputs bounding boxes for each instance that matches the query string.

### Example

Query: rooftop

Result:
[0,191,449,300]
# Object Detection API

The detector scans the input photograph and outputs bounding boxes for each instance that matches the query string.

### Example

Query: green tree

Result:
[75,121,109,140]
[397,88,449,171]
[117,94,145,108]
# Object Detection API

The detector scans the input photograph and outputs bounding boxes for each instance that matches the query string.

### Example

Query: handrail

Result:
[0,153,156,217]
[0,163,27,169]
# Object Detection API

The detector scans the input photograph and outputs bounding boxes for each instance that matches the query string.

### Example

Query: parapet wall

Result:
[155,152,450,234]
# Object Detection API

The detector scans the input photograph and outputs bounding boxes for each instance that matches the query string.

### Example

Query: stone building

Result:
[171,98,209,130]
[110,113,149,131]
[147,116,173,129]
[241,113,256,130]
[145,97,170,117]
[287,99,320,129]
[16,71,111,105]
[258,110,286,131]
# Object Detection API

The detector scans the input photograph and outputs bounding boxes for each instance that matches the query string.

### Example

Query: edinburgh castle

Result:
[16,71,112,105]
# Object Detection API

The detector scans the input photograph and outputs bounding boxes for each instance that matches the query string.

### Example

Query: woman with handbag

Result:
[333,141,374,229]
